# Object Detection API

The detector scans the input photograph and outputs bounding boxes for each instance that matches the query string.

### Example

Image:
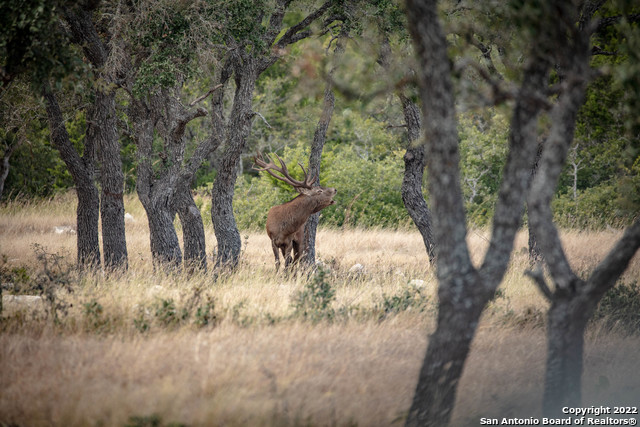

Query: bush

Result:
[593,281,640,334]
[291,267,336,322]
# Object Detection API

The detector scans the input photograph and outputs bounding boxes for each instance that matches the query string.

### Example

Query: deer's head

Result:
[253,152,337,209]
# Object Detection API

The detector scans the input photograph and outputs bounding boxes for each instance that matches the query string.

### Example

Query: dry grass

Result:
[1,193,639,426]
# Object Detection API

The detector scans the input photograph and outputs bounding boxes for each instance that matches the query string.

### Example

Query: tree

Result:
[378,34,436,263]
[403,0,553,424]
[303,20,349,266]
[524,0,640,416]
[43,82,101,268]
[404,0,640,424]
[119,0,221,269]
[210,0,332,269]
[62,4,128,270]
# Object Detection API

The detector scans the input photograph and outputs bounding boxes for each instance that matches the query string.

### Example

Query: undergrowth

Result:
[2,247,640,335]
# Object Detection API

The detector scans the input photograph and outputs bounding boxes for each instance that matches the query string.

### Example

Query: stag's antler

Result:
[253,152,316,189]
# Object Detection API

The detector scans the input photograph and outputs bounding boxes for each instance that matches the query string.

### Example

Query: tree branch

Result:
[585,218,640,298]
[525,266,554,301]
[275,1,331,49]
[189,84,224,107]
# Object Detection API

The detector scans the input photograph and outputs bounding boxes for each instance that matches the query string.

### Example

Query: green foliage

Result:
[291,266,336,322]
[458,109,509,226]
[234,139,409,230]
[379,283,430,318]
[0,0,80,87]
[593,281,640,334]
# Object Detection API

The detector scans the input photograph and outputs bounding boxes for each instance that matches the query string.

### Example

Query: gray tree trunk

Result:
[404,1,550,425]
[378,37,435,263]
[212,64,257,268]
[43,84,101,268]
[88,90,128,270]
[175,182,207,272]
[130,100,183,268]
[210,1,331,270]
[303,32,346,266]
[399,94,436,263]
[525,2,640,414]
[64,7,128,270]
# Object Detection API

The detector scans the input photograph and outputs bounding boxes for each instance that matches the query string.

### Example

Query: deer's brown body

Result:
[254,153,336,270]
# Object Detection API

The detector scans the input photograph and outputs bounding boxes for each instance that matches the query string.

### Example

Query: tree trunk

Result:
[175,184,207,271]
[378,36,436,263]
[408,276,486,426]
[43,85,101,268]
[543,296,589,415]
[212,64,257,269]
[88,90,128,270]
[399,94,436,263]
[303,32,345,266]
[64,7,128,270]
[131,101,183,268]
[146,200,183,268]
[303,82,335,265]
[404,0,551,424]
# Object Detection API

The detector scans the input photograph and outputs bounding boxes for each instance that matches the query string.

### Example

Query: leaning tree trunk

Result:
[378,37,435,263]
[399,94,436,263]
[303,32,346,266]
[212,63,257,269]
[43,85,101,268]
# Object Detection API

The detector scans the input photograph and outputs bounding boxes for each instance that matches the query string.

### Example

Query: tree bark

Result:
[399,94,436,263]
[88,89,128,270]
[212,63,257,269]
[175,183,207,272]
[303,32,346,266]
[404,1,551,425]
[43,84,101,268]
[64,7,128,270]
[524,1,640,416]
[378,36,436,263]
[130,99,183,268]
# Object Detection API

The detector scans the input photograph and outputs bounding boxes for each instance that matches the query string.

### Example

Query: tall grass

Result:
[1,193,639,426]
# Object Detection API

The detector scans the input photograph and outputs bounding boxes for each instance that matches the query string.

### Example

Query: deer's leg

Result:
[283,241,294,269]
[292,226,305,266]
[271,241,281,271]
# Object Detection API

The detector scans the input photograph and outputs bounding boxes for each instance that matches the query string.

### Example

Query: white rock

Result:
[53,225,76,234]
[409,279,425,288]
[349,263,365,273]
[124,213,135,222]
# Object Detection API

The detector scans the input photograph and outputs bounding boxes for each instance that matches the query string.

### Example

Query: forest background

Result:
[2,0,638,232]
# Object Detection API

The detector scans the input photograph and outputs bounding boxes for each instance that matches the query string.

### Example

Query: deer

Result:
[253,152,337,271]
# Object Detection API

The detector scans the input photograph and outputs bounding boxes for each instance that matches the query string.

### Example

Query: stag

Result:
[253,152,337,270]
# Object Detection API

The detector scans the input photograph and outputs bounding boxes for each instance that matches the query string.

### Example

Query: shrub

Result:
[291,266,336,322]
[593,281,640,334]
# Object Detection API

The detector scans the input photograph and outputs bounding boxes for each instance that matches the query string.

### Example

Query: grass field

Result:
[1,193,639,426]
